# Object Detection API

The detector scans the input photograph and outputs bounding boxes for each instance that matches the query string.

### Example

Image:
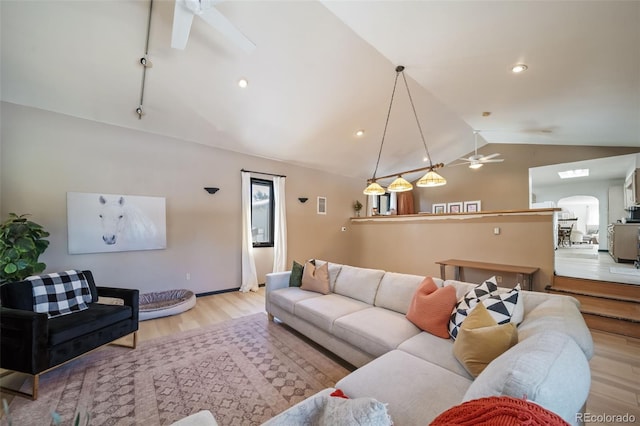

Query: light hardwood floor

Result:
[3,288,639,425]
[555,245,640,285]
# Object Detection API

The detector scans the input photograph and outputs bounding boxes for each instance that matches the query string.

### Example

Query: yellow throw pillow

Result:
[453,304,518,377]
[301,261,330,294]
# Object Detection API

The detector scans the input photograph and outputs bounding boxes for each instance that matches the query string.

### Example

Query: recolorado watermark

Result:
[577,412,636,423]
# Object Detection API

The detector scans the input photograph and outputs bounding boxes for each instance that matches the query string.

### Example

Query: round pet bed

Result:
[139,289,196,321]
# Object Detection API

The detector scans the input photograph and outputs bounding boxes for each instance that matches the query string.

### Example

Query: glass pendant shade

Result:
[416,170,447,187]
[363,181,386,195]
[387,176,413,192]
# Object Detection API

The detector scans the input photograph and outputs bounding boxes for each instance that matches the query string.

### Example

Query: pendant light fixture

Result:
[363,65,446,195]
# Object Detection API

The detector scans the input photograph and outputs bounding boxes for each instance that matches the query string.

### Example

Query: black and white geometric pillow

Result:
[448,277,499,340]
[28,270,91,318]
[481,284,522,325]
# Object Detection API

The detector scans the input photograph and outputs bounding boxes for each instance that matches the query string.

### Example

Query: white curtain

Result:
[272,176,287,273]
[240,171,259,293]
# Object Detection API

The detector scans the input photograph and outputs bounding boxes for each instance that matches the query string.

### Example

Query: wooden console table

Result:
[435,259,539,291]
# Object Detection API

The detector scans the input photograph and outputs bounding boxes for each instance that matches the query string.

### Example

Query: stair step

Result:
[547,287,640,322]
[551,275,640,303]
[583,313,640,339]
[546,285,639,304]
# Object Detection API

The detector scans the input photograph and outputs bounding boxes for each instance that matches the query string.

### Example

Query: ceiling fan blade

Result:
[480,153,500,161]
[199,7,256,53]
[171,0,196,50]
[482,159,504,163]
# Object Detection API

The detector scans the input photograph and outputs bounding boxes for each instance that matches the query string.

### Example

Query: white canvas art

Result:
[67,192,166,254]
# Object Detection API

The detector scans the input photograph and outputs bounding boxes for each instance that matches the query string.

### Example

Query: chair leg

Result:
[110,331,138,349]
[0,371,39,400]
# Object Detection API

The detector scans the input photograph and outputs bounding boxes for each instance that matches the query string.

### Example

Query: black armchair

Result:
[0,270,138,400]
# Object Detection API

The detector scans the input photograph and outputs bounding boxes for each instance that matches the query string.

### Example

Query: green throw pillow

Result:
[289,261,304,287]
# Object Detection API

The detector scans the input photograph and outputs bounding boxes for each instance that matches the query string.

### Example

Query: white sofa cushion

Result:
[374,272,443,314]
[294,294,370,333]
[463,330,591,426]
[269,287,323,314]
[517,297,594,359]
[397,332,473,380]
[337,350,472,425]
[333,265,385,305]
[332,307,421,357]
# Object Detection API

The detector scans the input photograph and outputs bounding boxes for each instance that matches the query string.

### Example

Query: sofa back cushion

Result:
[517,297,594,359]
[333,265,385,305]
[463,330,591,425]
[374,272,431,314]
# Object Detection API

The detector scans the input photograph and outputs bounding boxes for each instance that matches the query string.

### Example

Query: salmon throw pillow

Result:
[406,277,458,339]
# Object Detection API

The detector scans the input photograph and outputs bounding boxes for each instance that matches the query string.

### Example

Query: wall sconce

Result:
[204,187,219,194]
[298,197,308,203]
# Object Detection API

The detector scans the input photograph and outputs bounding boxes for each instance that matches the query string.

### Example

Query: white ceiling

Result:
[530,153,639,187]
[2,1,639,183]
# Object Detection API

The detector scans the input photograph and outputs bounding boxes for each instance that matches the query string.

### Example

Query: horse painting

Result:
[98,195,158,245]
[67,191,166,254]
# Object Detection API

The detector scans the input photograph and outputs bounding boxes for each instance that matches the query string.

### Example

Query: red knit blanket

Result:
[430,396,570,426]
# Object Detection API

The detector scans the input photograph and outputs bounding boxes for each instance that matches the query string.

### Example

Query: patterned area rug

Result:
[2,313,353,425]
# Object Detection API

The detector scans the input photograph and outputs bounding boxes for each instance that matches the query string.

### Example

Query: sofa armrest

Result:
[97,287,139,322]
[265,271,291,314]
[266,272,291,293]
[0,307,49,374]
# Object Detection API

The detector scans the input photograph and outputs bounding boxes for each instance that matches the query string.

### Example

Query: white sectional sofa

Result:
[264,261,593,425]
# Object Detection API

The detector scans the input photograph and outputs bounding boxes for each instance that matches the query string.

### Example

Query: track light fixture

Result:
[135,0,154,119]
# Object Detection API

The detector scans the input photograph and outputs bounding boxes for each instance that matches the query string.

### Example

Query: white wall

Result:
[1,103,362,293]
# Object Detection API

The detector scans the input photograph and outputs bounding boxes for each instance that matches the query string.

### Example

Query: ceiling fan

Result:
[453,131,504,169]
[171,0,255,52]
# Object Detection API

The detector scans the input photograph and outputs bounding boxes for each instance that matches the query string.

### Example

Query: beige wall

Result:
[3,103,638,294]
[0,103,361,293]
[415,144,640,213]
[349,212,555,292]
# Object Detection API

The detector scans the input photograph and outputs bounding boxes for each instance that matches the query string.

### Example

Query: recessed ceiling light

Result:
[512,64,528,73]
[558,169,589,179]
[238,78,248,88]
[355,129,365,137]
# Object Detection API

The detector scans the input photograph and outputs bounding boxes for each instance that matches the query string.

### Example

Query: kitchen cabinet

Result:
[608,223,639,262]
[624,169,640,208]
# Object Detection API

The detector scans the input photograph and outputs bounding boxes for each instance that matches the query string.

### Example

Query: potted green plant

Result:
[0,213,50,284]
[353,200,363,217]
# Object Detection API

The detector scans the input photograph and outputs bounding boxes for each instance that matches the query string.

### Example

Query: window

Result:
[251,178,274,247]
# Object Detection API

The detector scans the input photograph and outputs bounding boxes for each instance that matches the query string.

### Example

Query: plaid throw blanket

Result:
[27,270,92,318]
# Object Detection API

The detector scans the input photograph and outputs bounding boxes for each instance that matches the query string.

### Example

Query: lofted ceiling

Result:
[2,1,639,185]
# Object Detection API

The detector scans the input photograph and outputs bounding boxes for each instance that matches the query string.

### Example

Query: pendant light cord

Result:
[400,70,434,170]
[370,69,401,181]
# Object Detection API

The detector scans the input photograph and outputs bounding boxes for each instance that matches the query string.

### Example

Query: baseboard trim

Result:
[196,283,265,298]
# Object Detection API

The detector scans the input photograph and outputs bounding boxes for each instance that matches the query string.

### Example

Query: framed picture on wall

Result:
[447,202,463,213]
[432,203,446,214]
[464,200,482,213]
[317,196,327,215]
[67,191,167,254]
